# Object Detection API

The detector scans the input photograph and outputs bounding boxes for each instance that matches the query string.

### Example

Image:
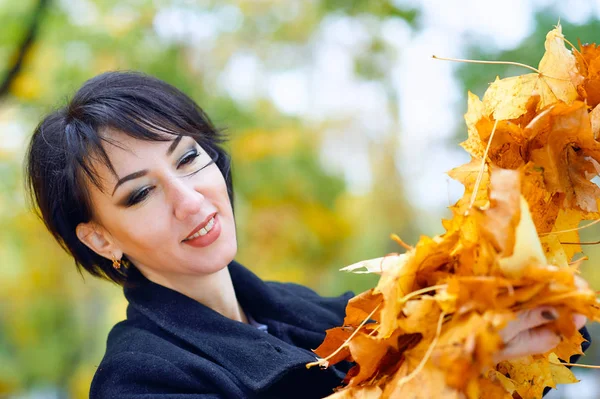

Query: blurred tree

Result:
[0,0,418,396]
[0,0,49,99]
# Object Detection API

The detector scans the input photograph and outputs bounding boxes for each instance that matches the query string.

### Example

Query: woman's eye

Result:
[178,150,200,168]
[127,187,153,206]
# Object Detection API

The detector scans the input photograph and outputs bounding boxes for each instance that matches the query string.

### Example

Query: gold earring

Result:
[112,256,122,270]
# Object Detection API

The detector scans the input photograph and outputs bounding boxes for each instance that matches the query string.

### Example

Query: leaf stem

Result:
[561,37,579,53]
[391,233,414,250]
[539,218,600,237]
[432,55,540,74]
[550,360,600,369]
[561,240,600,246]
[468,119,498,211]
[401,284,448,303]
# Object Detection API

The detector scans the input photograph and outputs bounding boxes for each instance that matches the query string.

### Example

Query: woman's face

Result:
[78,130,237,280]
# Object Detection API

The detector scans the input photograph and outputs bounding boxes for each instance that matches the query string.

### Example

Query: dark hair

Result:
[25,71,233,286]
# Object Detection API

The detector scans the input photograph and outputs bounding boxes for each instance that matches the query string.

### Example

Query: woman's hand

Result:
[494,306,587,363]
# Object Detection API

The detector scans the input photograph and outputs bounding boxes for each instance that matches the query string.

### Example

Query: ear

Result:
[76,222,122,261]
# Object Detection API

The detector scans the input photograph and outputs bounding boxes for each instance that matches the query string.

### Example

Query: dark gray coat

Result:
[89,261,354,398]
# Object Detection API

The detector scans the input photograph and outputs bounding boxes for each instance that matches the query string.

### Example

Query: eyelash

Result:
[178,149,200,168]
[125,148,201,207]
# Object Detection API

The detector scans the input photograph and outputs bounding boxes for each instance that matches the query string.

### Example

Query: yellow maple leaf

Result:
[487,369,517,395]
[498,356,555,398]
[483,24,582,121]
[383,362,462,399]
[550,329,586,362]
[525,101,600,213]
[548,353,579,385]
[447,158,490,215]
[478,169,521,257]
[483,25,583,120]
[574,41,600,107]
[461,91,488,159]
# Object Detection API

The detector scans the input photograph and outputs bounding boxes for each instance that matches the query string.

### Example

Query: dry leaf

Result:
[341,254,408,275]
[574,41,600,107]
[497,196,546,278]
[525,101,600,213]
[483,24,581,120]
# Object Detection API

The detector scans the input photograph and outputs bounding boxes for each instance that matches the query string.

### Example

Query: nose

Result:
[166,177,204,221]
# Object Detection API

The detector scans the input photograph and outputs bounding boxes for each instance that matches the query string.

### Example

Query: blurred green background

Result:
[2,0,600,397]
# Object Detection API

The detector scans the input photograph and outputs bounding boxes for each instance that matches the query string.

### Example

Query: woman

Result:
[25,71,589,398]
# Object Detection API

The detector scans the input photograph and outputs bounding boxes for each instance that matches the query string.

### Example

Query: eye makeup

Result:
[118,143,208,207]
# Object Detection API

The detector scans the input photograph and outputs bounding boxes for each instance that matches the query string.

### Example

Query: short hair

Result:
[25,71,233,286]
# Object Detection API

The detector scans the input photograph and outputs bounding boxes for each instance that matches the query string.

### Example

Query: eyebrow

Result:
[111,136,184,196]
[166,135,183,156]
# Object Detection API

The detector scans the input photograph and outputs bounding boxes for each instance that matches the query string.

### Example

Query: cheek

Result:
[111,205,172,251]
[202,171,236,239]
[196,167,229,208]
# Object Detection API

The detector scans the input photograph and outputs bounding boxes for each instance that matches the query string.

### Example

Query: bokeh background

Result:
[2,0,600,397]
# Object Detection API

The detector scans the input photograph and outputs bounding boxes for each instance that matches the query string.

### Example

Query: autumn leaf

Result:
[548,353,579,385]
[314,326,354,365]
[550,329,587,362]
[382,363,462,399]
[497,196,546,278]
[483,24,582,121]
[574,40,600,107]
[447,157,490,215]
[498,356,555,398]
[342,289,382,327]
[591,104,600,139]
[487,369,516,395]
[461,91,530,170]
[519,162,561,234]
[478,169,521,257]
[524,101,600,212]
[340,254,408,275]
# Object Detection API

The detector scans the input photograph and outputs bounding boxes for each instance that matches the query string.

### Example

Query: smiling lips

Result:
[183,212,218,242]
[182,212,221,248]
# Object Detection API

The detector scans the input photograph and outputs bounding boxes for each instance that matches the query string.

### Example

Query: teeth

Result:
[184,216,215,241]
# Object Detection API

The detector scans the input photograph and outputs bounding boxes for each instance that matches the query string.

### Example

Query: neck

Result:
[140,265,249,324]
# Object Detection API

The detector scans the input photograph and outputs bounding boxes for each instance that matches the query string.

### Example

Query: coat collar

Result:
[123,260,348,392]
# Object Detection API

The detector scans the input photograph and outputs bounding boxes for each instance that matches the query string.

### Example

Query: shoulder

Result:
[90,351,199,398]
[90,321,218,398]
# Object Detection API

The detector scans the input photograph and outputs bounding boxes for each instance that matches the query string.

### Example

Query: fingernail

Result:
[542,310,557,320]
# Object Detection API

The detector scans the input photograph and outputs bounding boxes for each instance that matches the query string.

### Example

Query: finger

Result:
[573,313,587,330]
[499,306,558,343]
[495,327,561,364]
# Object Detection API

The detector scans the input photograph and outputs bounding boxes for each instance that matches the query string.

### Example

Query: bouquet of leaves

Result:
[308,24,600,399]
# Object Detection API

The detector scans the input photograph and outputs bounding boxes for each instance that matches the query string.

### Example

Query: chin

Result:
[219,240,238,267]
[219,218,238,262]
[183,215,237,274]
[206,239,237,273]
